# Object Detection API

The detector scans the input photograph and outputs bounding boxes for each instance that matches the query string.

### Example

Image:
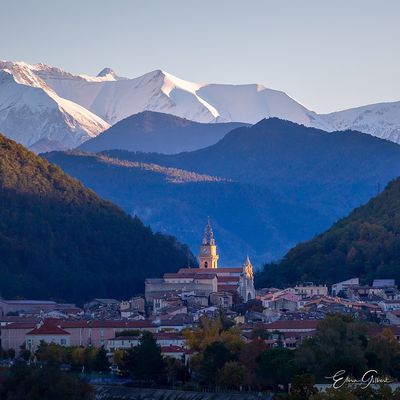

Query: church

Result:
[145,220,255,304]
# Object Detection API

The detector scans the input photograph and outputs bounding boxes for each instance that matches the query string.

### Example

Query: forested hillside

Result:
[0,134,195,302]
[256,176,400,287]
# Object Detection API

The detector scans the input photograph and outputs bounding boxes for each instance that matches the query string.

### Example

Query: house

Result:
[0,299,76,317]
[268,293,300,312]
[294,283,328,299]
[210,291,233,309]
[26,321,70,352]
[331,278,360,297]
[107,336,140,352]
[378,300,400,312]
[120,297,145,318]
[1,319,157,351]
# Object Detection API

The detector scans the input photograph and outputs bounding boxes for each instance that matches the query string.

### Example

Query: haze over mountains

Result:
[45,118,400,265]
[2,60,400,151]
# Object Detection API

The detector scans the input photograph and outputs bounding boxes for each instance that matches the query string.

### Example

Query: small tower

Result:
[198,218,219,269]
[240,256,255,301]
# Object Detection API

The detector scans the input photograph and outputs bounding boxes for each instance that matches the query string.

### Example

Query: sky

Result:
[1,0,399,113]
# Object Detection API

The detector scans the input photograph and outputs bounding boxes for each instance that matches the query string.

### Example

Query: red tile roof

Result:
[164,272,217,280]
[217,276,240,283]
[161,345,185,353]
[178,267,243,274]
[217,284,239,293]
[27,323,70,336]
[2,322,37,329]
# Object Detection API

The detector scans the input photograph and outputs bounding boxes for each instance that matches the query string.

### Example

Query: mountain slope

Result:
[256,176,400,288]
[78,111,248,153]
[0,61,109,150]
[43,151,327,266]
[101,118,400,221]
[321,101,400,143]
[0,133,194,302]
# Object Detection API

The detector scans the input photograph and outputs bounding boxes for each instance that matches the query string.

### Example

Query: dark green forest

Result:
[256,176,400,288]
[0,134,195,302]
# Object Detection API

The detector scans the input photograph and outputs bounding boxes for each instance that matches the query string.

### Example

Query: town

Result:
[1,221,400,393]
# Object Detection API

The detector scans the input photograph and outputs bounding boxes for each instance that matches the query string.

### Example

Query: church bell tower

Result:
[198,219,219,269]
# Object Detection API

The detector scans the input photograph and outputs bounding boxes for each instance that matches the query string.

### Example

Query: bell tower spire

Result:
[199,218,219,269]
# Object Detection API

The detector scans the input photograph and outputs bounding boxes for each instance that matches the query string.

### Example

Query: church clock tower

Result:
[199,219,219,269]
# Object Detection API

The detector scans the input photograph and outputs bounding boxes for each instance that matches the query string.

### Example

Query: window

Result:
[60,338,67,346]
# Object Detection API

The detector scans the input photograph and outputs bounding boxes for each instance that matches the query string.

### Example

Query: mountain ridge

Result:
[78,111,248,153]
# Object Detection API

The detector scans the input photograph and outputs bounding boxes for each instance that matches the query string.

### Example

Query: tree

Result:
[239,338,267,389]
[19,343,31,361]
[366,328,400,379]
[295,315,368,379]
[112,349,126,368]
[35,342,67,366]
[217,361,245,390]
[196,341,235,387]
[257,347,297,391]
[164,357,189,387]
[122,331,165,383]
[183,314,243,354]
[0,363,93,400]
[288,374,318,400]
[93,346,110,372]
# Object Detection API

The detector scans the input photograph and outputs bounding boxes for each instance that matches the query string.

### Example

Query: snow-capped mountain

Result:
[36,65,329,129]
[321,102,400,143]
[1,60,400,151]
[0,61,110,150]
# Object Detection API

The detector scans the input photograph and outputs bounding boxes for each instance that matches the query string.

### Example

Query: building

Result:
[0,299,76,317]
[1,319,157,351]
[210,292,233,309]
[120,297,145,318]
[331,278,360,297]
[294,283,328,299]
[26,321,70,352]
[145,220,255,304]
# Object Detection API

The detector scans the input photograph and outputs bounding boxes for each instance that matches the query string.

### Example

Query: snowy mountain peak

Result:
[0,60,110,151]
[96,67,118,80]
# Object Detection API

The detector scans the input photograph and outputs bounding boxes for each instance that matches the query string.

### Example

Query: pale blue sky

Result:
[1,0,399,113]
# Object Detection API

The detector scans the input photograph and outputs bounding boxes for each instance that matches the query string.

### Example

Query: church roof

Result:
[164,272,216,280]
[178,268,243,274]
